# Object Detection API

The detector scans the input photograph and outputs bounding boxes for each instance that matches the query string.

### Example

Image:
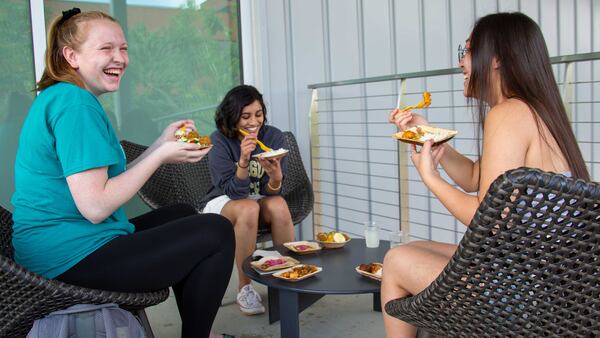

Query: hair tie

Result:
[59,7,81,24]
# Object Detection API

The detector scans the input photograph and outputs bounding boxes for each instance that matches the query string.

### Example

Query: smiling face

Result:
[459,39,472,97]
[235,100,264,135]
[64,19,128,97]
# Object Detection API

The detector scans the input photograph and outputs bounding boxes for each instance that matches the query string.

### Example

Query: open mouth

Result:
[103,68,122,78]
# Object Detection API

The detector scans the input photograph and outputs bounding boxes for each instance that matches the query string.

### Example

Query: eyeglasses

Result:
[457,44,470,62]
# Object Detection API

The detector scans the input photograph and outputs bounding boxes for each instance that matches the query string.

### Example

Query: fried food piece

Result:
[400,127,424,140]
[359,263,382,274]
[198,135,212,146]
[316,231,346,243]
[316,232,328,241]
[280,265,318,279]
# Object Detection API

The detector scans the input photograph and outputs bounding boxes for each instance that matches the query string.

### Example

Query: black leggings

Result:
[56,204,235,338]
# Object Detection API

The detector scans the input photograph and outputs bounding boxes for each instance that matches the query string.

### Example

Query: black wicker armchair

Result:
[120,131,314,238]
[0,205,169,338]
[385,168,600,337]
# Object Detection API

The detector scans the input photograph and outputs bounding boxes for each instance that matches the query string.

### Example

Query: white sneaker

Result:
[236,284,265,315]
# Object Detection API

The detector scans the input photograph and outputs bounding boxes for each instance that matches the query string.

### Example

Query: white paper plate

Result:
[252,149,289,159]
[272,264,323,282]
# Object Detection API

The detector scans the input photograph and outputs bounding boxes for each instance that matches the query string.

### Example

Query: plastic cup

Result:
[389,230,403,248]
[364,221,380,248]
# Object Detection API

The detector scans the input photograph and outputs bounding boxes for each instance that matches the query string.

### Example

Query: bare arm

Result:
[414,141,482,225]
[439,145,480,193]
[390,108,480,192]
[413,102,531,225]
[127,119,196,169]
[67,119,211,224]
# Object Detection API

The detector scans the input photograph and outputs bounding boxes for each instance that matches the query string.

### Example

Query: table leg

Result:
[268,287,324,324]
[373,292,381,312]
[279,289,300,338]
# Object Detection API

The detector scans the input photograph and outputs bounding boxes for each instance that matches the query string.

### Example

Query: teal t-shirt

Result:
[11,82,134,278]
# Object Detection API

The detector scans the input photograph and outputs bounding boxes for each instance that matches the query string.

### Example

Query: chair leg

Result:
[135,309,155,338]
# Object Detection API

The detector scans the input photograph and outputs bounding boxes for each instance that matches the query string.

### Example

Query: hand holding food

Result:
[175,126,212,147]
[239,129,273,152]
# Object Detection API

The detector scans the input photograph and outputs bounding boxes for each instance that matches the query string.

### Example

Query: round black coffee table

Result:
[242,239,389,338]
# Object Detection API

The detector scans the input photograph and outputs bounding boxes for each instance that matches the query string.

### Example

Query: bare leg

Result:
[221,199,260,290]
[258,196,295,245]
[406,240,457,257]
[381,241,457,338]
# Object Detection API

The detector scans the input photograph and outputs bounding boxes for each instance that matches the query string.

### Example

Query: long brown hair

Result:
[467,12,589,180]
[36,11,117,91]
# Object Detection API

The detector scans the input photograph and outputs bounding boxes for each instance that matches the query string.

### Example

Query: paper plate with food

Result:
[250,256,299,272]
[252,148,289,160]
[283,241,322,255]
[315,231,351,249]
[175,127,212,148]
[393,125,458,146]
[272,264,322,282]
[355,262,383,281]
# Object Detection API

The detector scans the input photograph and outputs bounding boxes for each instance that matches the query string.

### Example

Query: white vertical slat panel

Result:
[30,0,46,87]
[576,0,593,53]
[393,0,423,73]
[499,0,520,11]
[558,0,576,55]
[539,0,559,55]
[288,0,326,239]
[519,0,540,22]
[362,0,397,234]
[475,0,499,17]
[263,1,291,130]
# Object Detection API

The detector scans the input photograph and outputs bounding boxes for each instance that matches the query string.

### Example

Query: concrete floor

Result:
[145,266,386,338]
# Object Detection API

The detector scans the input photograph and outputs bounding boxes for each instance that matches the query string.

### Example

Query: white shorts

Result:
[202,194,265,215]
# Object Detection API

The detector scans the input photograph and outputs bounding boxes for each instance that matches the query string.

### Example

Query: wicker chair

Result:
[385,168,600,337]
[120,131,314,238]
[0,205,169,338]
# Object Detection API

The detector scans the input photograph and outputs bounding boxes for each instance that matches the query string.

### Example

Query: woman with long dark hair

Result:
[382,12,588,337]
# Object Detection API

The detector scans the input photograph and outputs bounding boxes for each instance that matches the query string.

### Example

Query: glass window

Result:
[0,1,36,210]
[44,0,242,215]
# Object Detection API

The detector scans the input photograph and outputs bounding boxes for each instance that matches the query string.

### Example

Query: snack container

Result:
[250,256,299,272]
[283,241,322,255]
[355,263,383,281]
[315,233,351,249]
[272,264,323,282]
[393,125,458,146]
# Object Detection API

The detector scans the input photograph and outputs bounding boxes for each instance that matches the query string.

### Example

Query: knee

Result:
[236,200,260,224]
[203,213,235,247]
[238,200,260,222]
[383,245,409,270]
[168,203,197,216]
[263,196,291,217]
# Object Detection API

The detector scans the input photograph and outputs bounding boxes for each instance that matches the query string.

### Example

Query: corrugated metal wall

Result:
[241,0,600,241]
